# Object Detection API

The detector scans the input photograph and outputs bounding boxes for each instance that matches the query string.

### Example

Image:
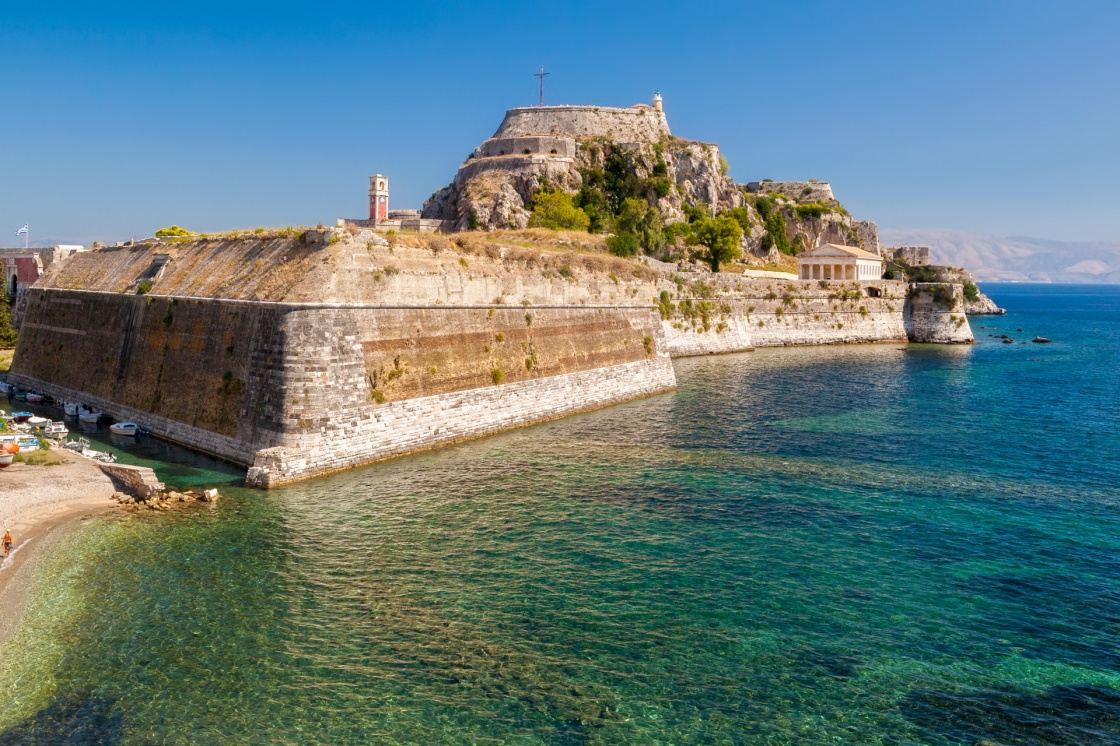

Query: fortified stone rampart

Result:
[7,232,972,487]
[477,136,578,159]
[493,105,670,142]
[746,181,835,202]
[904,283,973,343]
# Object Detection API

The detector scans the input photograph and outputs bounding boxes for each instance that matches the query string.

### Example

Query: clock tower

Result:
[369,174,389,223]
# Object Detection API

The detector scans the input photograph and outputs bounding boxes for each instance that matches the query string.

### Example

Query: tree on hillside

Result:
[614,198,665,254]
[692,216,743,272]
[528,191,591,232]
[0,295,18,348]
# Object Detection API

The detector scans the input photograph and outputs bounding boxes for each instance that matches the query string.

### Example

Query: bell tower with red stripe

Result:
[369,174,389,223]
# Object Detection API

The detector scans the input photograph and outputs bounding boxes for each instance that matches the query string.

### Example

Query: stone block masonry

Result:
[247,356,675,487]
[6,233,970,488]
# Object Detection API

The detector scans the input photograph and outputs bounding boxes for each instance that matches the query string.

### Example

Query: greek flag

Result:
[15,225,27,236]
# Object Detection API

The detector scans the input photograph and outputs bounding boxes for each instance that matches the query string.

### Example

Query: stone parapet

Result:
[493,105,670,142]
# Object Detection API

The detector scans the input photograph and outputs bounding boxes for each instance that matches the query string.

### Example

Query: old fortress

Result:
[4,95,982,486]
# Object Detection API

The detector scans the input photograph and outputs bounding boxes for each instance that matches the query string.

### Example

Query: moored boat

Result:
[0,381,11,396]
[11,411,33,423]
[44,421,69,439]
[27,416,50,427]
[25,392,45,403]
[109,421,141,437]
[0,452,13,468]
[63,401,80,417]
[15,435,40,452]
[78,408,103,424]
[12,390,26,400]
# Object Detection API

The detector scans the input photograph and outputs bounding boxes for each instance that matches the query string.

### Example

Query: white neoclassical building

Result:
[798,243,885,281]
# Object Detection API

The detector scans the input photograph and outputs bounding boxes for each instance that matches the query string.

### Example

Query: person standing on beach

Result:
[3,530,12,557]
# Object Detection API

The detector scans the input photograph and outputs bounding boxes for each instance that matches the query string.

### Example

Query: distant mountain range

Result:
[879,229,1120,284]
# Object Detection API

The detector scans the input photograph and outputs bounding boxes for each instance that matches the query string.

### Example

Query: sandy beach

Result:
[0,451,117,640]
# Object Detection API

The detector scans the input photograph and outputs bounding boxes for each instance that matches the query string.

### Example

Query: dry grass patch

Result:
[0,348,13,373]
[14,449,66,466]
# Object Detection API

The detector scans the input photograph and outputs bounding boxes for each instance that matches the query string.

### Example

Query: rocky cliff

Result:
[422,100,882,264]
[423,102,743,232]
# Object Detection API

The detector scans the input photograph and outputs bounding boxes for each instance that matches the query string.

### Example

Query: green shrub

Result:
[761,210,793,255]
[607,232,641,257]
[658,290,673,320]
[723,207,752,234]
[0,296,18,348]
[754,195,773,220]
[528,190,590,232]
[154,225,195,237]
[136,279,153,295]
[794,202,831,220]
[468,210,480,230]
[963,281,980,302]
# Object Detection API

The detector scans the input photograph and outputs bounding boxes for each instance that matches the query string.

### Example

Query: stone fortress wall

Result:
[884,246,932,266]
[477,136,578,159]
[493,105,670,143]
[7,230,972,487]
[746,181,836,202]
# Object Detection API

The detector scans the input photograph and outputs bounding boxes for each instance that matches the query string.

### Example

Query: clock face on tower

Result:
[379,197,386,203]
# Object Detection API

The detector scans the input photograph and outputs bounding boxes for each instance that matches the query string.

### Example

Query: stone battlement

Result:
[746,181,836,202]
[475,135,578,159]
[493,105,670,143]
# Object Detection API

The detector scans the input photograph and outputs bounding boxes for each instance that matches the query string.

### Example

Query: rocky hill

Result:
[422,99,882,263]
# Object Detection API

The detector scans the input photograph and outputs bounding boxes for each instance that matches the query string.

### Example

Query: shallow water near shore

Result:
[1,283,1118,744]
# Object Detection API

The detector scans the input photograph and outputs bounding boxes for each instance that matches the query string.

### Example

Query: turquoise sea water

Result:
[1,283,1119,744]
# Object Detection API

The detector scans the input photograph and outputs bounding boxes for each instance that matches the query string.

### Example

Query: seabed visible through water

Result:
[0,284,1118,744]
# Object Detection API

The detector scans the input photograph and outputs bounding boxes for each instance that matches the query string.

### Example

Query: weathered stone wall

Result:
[885,246,931,266]
[247,356,676,487]
[659,279,911,355]
[10,288,278,441]
[905,283,974,343]
[494,106,670,142]
[477,136,578,159]
[7,235,972,487]
[657,277,973,354]
[746,181,835,202]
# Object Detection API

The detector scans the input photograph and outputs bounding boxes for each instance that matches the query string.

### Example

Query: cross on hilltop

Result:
[534,66,550,107]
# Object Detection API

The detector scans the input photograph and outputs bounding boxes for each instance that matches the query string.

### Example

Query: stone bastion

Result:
[493,105,671,143]
[6,230,970,487]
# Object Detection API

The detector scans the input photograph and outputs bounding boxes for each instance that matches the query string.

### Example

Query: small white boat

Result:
[0,452,13,468]
[25,392,45,403]
[27,416,50,427]
[109,422,141,437]
[12,390,27,400]
[0,382,11,396]
[63,401,80,417]
[63,436,90,452]
[43,421,69,439]
[78,409,103,424]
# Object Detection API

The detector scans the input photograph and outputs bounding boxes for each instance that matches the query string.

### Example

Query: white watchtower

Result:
[652,91,663,112]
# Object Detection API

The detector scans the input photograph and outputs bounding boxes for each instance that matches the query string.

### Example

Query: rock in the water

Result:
[201,488,221,502]
[1003,338,1014,344]
[1032,336,1053,344]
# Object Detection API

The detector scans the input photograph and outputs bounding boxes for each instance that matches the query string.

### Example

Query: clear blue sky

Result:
[2,0,1118,245]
